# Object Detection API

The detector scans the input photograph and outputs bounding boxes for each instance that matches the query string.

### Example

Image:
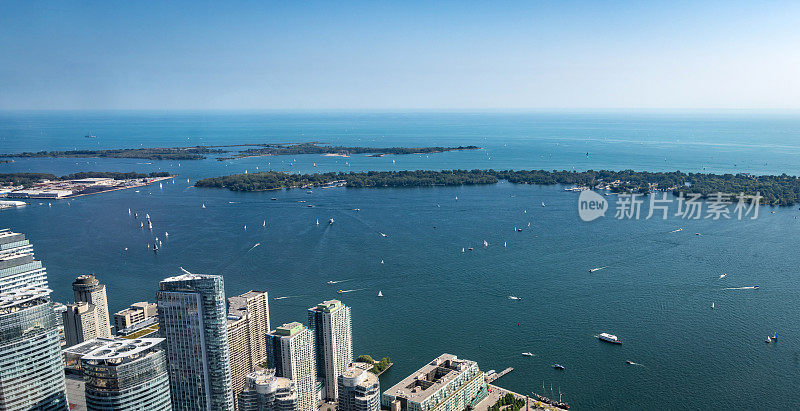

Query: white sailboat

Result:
[380,260,384,264]
[378,291,383,297]
[316,219,319,225]
[147,220,152,230]
[243,225,247,230]
[262,220,266,227]
[541,201,546,207]
[165,232,169,238]
[462,248,465,253]
[504,242,507,247]
[159,182,163,189]
[711,302,715,309]
[329,218,334,224]
[483,240,488,247]
[202,203,206,209]
[128,208,131,215]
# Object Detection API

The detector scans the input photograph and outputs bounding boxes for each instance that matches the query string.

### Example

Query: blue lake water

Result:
[2,111,800,409]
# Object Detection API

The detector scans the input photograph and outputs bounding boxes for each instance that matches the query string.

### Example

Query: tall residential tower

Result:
[266,322,317,411]
[157,273,234,411]
[227,290,270,405]
[0,229,67,410]
[308,299,352,401]
[64,337,172,410]
[72,274,112,338]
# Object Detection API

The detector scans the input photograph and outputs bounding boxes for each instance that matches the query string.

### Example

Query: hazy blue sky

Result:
[1,1,799,110]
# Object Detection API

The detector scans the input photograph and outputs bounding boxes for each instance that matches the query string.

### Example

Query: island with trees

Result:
[1,142,481,161]
[195,169,800,205]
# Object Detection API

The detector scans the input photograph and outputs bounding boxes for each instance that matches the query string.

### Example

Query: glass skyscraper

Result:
[157,273,234,411]
[0,229,67,410]
[64,337,172,411]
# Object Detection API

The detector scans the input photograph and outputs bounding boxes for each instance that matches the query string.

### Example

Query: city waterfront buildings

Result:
[63,337,172,410]
[238,370,298,411]
[266,322,317,411]
[72,274,112,338]
[157,273,234,411]
[338,363,380,411]
[0,286,67,410]
[307,299,352,401]
[227,290,271,406]
[381,354,486,411]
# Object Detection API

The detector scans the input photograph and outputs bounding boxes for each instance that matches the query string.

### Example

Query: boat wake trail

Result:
[589,266,608,273]
[724,286,759,290]
[338,288,366,293]
[247,243,261,252]
[326,279,353,285]
[274,296,300,300]
[669,228,683,233]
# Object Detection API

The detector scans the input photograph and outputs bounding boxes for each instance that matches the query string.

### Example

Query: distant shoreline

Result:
[1,142,480,161]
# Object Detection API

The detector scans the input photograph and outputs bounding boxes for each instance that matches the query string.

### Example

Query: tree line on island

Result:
[195,169,800,206]
[1,172,171,187]
[0,142,481,161]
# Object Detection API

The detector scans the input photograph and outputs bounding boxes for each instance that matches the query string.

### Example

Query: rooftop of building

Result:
[63,337,164,363]
[246,369,294,391]
[0,286,52,312]
[161,271,220,283]
[341,362,379,387]
[271,321,305,337]
[0,229,25,244]
[384,354,478,404]
[226,290,266,323]
[310,299,343,313]
[73,274,99,286]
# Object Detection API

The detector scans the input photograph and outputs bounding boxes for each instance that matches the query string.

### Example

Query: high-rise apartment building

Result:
[157,273,234,411]
[227,290,270,406]
[63,337,172,410]
[308,299,352,401]
[63,301,100,347]
[266,322,317,411]
[0,228,48,293]
[238,370,298,411]
[72,274,112,338]
[0,286,67,410]
[0,229,67,409]
[338,363,380,411]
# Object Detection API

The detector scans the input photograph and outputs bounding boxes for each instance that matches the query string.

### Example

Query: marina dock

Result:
[485,367,513,383]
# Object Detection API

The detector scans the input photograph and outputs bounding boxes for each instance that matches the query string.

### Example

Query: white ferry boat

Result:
[598,333,622,344]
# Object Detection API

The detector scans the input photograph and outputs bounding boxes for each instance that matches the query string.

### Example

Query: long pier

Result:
[485,367,513,383]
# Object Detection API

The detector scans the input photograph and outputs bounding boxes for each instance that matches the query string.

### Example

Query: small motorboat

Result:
[468,247,474,251]
[625,360,634,365]
[516,228,523,232]
[329,218,335,224]
[553,364,565,370]
[522,352,534,357]
[337,290,344,294]
[378,291,383,297]
[270,198,277,201]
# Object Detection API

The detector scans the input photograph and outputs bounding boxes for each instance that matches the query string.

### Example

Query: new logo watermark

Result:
[577,191,762,221]
[578,190,608,221]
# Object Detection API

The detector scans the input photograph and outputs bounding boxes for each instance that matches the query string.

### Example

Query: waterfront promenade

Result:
[473,384,567,411]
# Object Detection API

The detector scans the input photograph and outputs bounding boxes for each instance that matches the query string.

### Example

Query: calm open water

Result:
[2,111,800,409]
